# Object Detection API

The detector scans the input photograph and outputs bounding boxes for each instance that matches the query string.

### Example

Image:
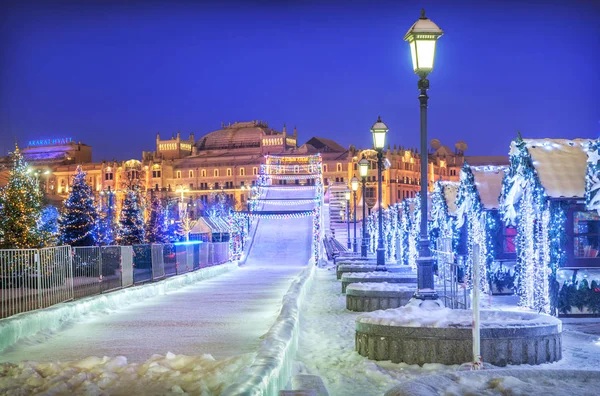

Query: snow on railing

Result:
[223,260,316,396]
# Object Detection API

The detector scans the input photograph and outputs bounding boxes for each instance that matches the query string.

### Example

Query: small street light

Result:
[371,116,388,268]
[351,176,359,253]
[358,156,370,257]
[404,8,443,300]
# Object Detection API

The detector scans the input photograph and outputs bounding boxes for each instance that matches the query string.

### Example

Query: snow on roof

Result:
[512,139,591,198]
[440,181,460,215]
[471,166,507,209]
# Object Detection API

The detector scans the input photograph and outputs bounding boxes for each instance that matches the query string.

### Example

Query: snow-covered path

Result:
[294,265,600,396]
[0,188,314,365]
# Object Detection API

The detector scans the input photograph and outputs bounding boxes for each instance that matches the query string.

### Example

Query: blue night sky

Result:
[1,0,598,161]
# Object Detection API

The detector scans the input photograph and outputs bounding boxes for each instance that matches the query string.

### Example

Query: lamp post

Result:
[404,9,443,299]
[371,116,388,268]
[344,191,351,249]
[358,156,369,257]
[351,176,359,253]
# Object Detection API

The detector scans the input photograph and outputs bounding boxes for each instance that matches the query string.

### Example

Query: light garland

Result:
[585,140,600,214]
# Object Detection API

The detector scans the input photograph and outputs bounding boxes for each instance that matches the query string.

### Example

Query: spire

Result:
[283,124,287,134]
[293,125,297,137]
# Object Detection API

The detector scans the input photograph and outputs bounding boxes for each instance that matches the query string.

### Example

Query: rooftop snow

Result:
[471,166,507,209]
[512,139,592,199]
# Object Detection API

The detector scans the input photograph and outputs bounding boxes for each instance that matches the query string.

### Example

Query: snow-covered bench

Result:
[341,271,417,293]
[346,282,415,311]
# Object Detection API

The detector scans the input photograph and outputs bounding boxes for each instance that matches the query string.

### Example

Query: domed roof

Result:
[195,121,280,151]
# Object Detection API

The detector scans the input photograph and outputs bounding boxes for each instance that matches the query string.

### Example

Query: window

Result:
[201,169,206,177]
[227,168,232,177]
[189,170,194,178]
[176,171,182,179]
[104,172,113,181]
[253,167,258,175]
[214,169,219,177]
[189,183,194,189]
[155,184,159,190]
[365,187,376,199]
[214,182,220,189]
[294,165,300,174]
[503,227,517,253]
[152,170,161,178]
[574,211,600,258]
[240,168,245,176]
[323,164,328,172]
[336,163,342,172]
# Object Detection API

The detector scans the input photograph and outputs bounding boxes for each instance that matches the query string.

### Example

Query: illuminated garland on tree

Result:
[96,189,117,246]
[398,200,411,266]
[118,185,146,245]
[586,140,600,214]
[145,194,168,243]
[59,166,98,246]
[38,205,59,247]
[0,147,43,249]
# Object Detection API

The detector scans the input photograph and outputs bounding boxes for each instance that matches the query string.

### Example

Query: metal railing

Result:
[1,241,231,319]
[437,238,469,310]
[1,246,74,319]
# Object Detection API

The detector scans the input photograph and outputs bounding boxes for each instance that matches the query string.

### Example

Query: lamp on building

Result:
[371,116,388,268]
[344,191,351,249]
[404,8,443,300]
[351,176,359,253]
[358,156,369,257]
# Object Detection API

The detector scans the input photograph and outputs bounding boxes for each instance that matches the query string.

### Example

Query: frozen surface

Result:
[357,305,562,328]
[0,188,314,394]
[346,282,415,292]
[294,264,600,396]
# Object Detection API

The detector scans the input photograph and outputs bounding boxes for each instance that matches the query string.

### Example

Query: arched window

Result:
[253,167,258,175]
[188,170,194,178]
[240,168,245,176]
[336,163,342,172]
[214,169,219,177]
[323,164,328,172]
[227,168,232,177]
[176,171,182,179]
[201,169,206,177]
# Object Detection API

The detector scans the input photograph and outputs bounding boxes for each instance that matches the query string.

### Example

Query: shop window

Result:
[574,211,600,258]
[503,227,517,253]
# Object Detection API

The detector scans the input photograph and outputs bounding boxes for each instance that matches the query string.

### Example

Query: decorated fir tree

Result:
[118,186,145,245]
[38,205,60,247]
[59,166,98,246]
[145,194,168,243]
[96,188,117,245]
[0,147,43,248]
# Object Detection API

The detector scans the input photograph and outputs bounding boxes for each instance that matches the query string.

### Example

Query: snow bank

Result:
[346,282,415,292]
[0,263,237,354]
[357,305,562,329]
[0,351,253,395]
[342,271,417,280]
[384,369,600,396]
[223,262,315,396]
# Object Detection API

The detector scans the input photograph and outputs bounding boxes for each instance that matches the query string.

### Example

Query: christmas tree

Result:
[59,166,98,246]
[145,193,168,243]
[118,186,145,245]
[38,205,60,247]
[96,188,117,245]
[0,146,43,248]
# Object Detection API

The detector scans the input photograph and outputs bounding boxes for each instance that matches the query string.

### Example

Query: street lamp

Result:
[358,156,369,257]
[371,116,388,268]
[404,9,443,300]
[345,191,351,249]
[351,176,359,253]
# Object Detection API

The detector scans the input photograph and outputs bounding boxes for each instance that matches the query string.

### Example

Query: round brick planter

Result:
[384,369,597,396]
[337,264,412,280]
[355,309,562,366]
[341,272,417,293]
[346,283,415,312]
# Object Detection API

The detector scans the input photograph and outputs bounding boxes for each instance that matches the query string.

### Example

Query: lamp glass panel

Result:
[358,162,368,178]
[415,39,436,71]
[409,40,418,71]
[345,192,351,200]
[351,179,359,191]
[372,131,386,150]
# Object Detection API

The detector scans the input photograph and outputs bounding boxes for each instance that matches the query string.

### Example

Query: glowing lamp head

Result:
[404,9,443,78]
[358,157,369,178]
[371,116,389,151]
[345,191,351,201]
[351,176,359,191]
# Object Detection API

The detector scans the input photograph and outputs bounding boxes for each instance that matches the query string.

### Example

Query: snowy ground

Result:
[0,188,315,394]
[294,263,600,396]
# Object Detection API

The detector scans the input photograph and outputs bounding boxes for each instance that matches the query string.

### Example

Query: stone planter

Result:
[355,308,562,366]
[341,272,417,293]
[346,283,415,311]
[336,264,411,280]
[384,369,598,396]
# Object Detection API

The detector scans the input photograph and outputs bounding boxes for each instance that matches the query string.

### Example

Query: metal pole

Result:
[376,152,385,268]
[346,197,351,249]
[361,177,367,257]
[415,76,437,299]
[353,190,358,252]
